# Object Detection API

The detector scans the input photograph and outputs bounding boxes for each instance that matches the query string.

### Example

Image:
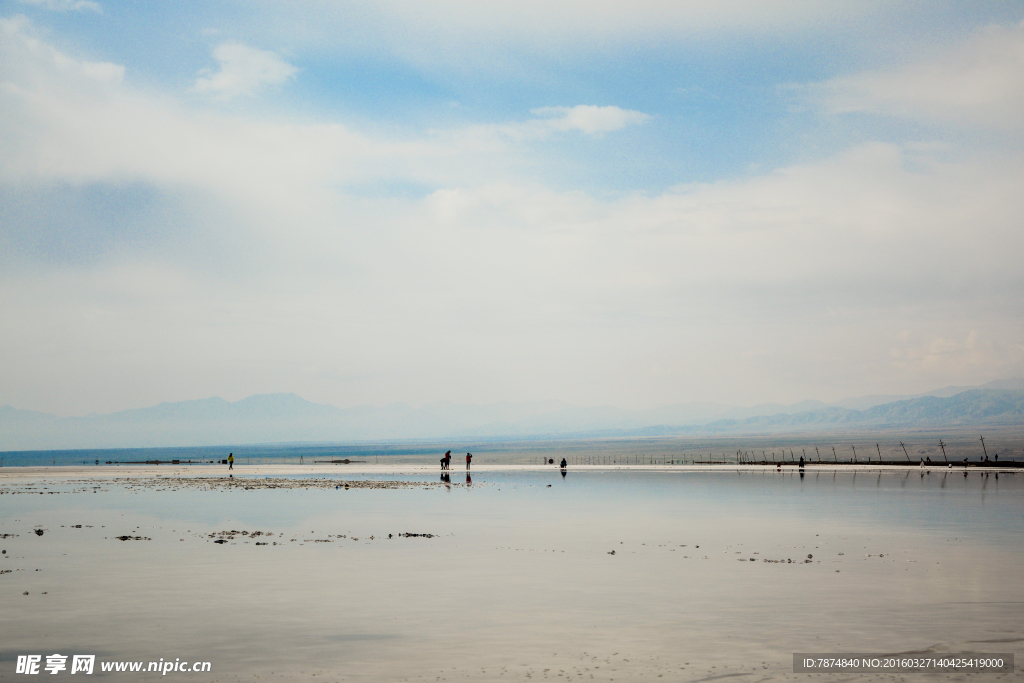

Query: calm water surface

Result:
[1,469,1021,682]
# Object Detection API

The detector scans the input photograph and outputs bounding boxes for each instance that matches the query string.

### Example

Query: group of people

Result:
[440,450,473,470]
[224,450,480,471]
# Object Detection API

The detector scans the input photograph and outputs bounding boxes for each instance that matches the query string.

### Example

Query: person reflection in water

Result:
[466,472,472,485]
[441,472,450,487]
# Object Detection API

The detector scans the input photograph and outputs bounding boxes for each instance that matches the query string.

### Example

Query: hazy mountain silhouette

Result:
[2,380,1022,450]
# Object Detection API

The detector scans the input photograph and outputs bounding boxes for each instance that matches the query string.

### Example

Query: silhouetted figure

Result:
[443,450,451,470]
[799,455,805,468]
[465,452,472,470]
[560,458,567,469]
[228,453,234,470]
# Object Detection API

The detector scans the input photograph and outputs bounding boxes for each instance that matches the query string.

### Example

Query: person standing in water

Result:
[465,453,472,470]
[228,453,234,470]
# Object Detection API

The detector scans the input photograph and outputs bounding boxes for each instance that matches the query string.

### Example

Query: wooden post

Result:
[939,440,948,462]
[980,435,988,459]
[851,445,857,463]
[832,446,837,462]
[900,441,911,462]
[876,443,882,462]
[815,446,821,462]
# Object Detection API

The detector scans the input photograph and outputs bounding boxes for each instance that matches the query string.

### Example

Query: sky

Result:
[1,0,1023,417]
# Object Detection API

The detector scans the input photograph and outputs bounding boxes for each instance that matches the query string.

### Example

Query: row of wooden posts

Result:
[545,436,995,466]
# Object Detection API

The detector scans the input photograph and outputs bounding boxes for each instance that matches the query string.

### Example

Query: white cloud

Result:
[460,105,651,142]
[78,60,123,83]
[194,42,298,100]
[18,0,101,12]
[530,105,650,135]
[796,21,1024,130]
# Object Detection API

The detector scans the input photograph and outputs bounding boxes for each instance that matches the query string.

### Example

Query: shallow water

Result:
[7,431,1023,468]
[1,469,1022,681]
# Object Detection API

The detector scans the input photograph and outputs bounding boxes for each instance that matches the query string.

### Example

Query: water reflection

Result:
[0,469,1020,683]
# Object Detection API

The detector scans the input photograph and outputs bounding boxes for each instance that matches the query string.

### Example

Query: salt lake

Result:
[1,464,1021,681]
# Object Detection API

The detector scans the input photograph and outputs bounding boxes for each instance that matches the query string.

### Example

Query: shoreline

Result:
[0,461,1020,481]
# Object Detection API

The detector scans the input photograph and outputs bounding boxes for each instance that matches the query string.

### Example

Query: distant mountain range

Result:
[2,379,1023,450]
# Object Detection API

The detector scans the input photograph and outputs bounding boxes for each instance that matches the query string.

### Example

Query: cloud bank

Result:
[1,10,1023,418]
[796,21,1024,130]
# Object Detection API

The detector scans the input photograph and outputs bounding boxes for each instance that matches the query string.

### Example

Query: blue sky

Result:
[2,0,1023,416]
